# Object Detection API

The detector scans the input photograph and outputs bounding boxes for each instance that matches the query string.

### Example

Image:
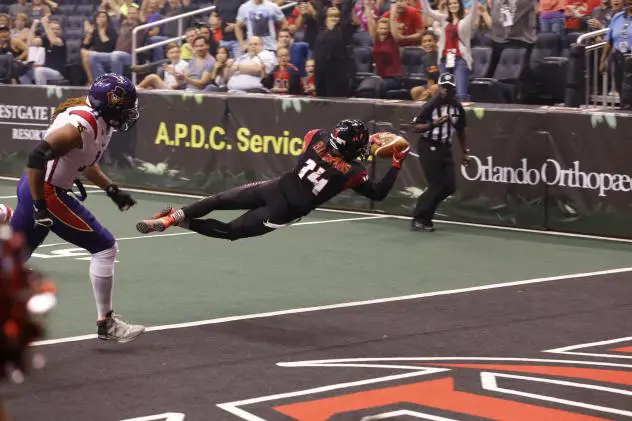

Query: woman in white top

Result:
[420,0,478,101]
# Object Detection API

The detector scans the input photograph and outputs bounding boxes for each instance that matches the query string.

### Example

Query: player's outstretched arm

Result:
[353,146,410,201]
[27,124,83,228]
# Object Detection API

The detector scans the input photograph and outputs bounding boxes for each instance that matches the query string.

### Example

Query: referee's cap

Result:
[438,72,456,87]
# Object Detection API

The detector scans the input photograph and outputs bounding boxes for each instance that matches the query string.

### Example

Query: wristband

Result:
[105,184,119,197]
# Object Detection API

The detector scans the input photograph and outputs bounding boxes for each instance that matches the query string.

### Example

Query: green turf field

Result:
[1,178,631,340]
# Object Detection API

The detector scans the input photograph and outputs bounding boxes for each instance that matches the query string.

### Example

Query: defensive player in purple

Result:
[10,73,145,343]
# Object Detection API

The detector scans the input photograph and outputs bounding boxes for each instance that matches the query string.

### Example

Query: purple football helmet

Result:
[88,73,139,132]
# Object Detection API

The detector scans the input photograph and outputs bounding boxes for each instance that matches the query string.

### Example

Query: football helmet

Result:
[329,119,370,161]
[88,73,139,132]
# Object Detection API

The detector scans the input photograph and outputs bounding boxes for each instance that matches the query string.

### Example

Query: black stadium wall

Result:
[1,85,631,238]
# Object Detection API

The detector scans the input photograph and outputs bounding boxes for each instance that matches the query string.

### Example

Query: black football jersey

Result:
[279,129,368,213]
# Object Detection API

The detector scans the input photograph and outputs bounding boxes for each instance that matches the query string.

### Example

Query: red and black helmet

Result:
[329,119,370,161]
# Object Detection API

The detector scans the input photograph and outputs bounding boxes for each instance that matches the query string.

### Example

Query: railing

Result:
[131,2,298,85]
[131,5,216,84]
[577,28,616,108]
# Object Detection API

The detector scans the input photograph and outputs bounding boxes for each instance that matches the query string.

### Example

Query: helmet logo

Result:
[107,86,126,106]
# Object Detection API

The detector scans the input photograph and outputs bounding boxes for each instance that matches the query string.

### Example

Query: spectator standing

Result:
[354,0,382,31]
[565,0,600,30]
[288,0,318,49]
[366,11,404,96]
[26,0,51,20]
[216,0,249,58]
[313,0,356,97]
[235,0,287,53]
[588,0,624,30]
[599,3,632,97]
[19,16,66,85]
[486,0,537,79]
[538,0,566,37]
[420,0,478,101]
[381,0,425,47]
[277,28,309,74]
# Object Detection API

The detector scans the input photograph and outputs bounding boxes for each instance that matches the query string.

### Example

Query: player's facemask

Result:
[107,99,140,132]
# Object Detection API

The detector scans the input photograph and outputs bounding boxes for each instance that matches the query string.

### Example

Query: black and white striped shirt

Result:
[412,95,466,144]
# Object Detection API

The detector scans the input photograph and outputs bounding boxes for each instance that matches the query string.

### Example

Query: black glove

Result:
[32,200,53,229]
[106,184,137,211]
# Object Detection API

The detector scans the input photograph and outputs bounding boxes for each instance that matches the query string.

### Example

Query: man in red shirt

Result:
[382,0,426,46]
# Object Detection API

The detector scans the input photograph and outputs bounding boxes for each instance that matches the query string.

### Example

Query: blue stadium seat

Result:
[76,4,95,16]
[352,31,373,47]
[470,46,492,79]
[401,47,427,90]
[59,4,76,15]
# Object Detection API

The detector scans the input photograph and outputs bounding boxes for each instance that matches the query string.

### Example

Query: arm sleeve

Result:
[302,129,320,152]
[236,3,247,24]
[351,167,399,201]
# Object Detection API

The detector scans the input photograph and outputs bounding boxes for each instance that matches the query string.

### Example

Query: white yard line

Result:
[35,215,388,249]
[31,266,632,346]
[2,175,629,245]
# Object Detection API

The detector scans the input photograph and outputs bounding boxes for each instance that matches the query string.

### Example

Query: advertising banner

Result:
[372,104,549,229]
[0,86,87,175]
[540,111,632,237]
[1,85,632,238]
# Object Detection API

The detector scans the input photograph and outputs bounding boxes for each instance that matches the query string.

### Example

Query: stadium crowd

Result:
[0,0,623,103]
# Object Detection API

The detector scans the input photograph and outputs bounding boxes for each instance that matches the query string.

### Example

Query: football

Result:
[370,132,410,158]
[0,204,13,224]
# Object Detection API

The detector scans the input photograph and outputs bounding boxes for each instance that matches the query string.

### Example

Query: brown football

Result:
[369,132,410,158]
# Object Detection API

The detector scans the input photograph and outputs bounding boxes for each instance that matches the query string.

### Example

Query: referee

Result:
[410,73,472,232]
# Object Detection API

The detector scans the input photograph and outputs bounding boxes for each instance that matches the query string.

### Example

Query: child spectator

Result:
[265,46,303,94]
[303,58,315,95]
[277,28,309,75]
[411,30,441,100]
[180,27,198,61]
[137,42,188,89]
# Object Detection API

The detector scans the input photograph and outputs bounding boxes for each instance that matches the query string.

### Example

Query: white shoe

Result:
[97,312,145,343]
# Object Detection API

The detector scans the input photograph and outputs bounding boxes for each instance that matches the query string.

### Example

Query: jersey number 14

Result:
[298,159,329,195]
